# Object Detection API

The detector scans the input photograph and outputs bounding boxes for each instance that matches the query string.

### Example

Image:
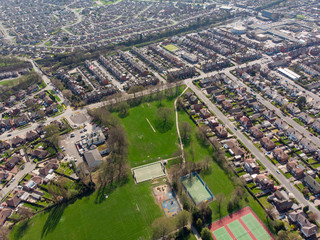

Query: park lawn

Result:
[115,98,179,167]
[11,179,163,240]
[178,110,214,162]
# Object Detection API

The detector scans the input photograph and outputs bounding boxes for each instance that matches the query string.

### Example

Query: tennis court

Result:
[228,220,251,240]
[213,227,233,240]
[181,173,213,204]
[132,162,166,183]
[241,213,271,240]
[210,207,274,240]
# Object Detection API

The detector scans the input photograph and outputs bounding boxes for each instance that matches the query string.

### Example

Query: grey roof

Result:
[83,149,103,168]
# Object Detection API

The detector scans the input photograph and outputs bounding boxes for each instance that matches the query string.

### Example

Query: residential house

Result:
[249,126,263,139]
[221,101,233,111]
[243,158,260,174]
[275,96,288,106]
[251,102,265,112]
[26,130,39,142]
[199,108,211,119]
[13,115,29,127]
[6,191,24,208]
[300,138,318,153]
[239,116,252,129]
[31,149,48,159]
[304,175,320,195]
[260,137,276,151]
[45,103,58,115]
[0,171,9,182]
[0,102,4,111]
[289,210,318,238]
[286,128,303,143]
[83,148,103,168]
[287,103,301,115]
[215,125,228,138]
[207,116,219,129]
[274,119,289,131]
[215,95,226,103]
[298,113,314,125]
[5,155,22,169]
[23,176,43,191]
[43,96,53,106]
[190,103,203,113]
[0,141,10,152]
[255,173,274,191]
[263,110,276,121]
[11,136,26,148]
[0,208,12,226]
[39,160,59,176]
[287,160,304,179]
[224,139,246,157]
[312,120,320,133]
[27,84,39,94]
[268,190,293,211]
[0,119,12,131]
[273,148,289,163]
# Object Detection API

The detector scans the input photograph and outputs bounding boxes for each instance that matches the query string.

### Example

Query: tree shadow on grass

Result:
[12,219,30,240]
[41,202,67,239]
[94,177,129,205]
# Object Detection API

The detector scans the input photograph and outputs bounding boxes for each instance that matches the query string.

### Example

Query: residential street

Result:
[186,79,320,221]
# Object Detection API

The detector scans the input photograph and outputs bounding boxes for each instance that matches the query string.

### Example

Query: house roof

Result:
[84,149,103,168]
[304,175,320,193]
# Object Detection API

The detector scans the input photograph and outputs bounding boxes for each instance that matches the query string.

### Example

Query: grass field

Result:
[114,98,179,167]
[11,179,163,240]
[163,44,180,52]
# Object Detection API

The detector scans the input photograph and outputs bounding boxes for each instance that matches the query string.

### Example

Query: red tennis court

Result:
[209,207,274,240]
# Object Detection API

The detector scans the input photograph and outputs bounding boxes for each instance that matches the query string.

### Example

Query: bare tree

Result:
[215,193,225,216]
[0,227,9,240]
[180,121,192,143]
[18,207,33,221]
[308,212,317,222]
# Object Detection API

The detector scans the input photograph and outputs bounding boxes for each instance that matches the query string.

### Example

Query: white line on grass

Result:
[146,118,156,133]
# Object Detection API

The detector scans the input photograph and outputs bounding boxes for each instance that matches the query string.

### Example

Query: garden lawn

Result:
[115,99,179,167]
[11,179,163,240]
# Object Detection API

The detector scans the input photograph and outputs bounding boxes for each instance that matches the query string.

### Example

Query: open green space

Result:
[113,99,179,167]
[163,44,179,52]
[11,179,162,240]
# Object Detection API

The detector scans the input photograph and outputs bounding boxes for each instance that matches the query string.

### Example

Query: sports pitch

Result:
[181,173,213,204]
[163,44,179,52]
[211,207,273,240]
[132,162,166,183]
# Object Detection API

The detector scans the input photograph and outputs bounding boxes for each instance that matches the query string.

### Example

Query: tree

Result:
[302,188,310,198]
[215,193,225,217]
[201,228,213,240]
[308,212,317,222]
[296,96,306,110]
[196,127,208,146]
[18,207,33,220]
[44,124,60,148]
[276,230,289,240]
[154,107,174,132]
[152,216,174,239]
[108,125,129,156]
[176,210,191,229]
[195,218,203,232]
[180,121,192,143]
[117,101,129,117]
[128,85,144,95]
[156,92,165,106]
[62,89,72,99]
[199,203,212,223]
[265,205,275,223]
[303,205,309,214]
[0,227,9,240]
